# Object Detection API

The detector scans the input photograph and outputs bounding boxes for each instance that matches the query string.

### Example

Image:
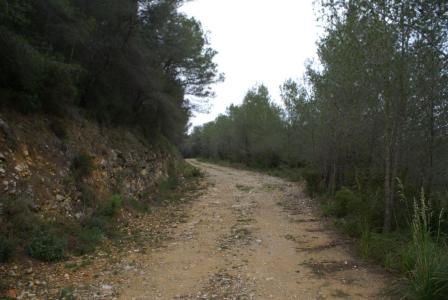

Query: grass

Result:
[155,162,203,204]
[399,191,448,299]
[322,185,448,299]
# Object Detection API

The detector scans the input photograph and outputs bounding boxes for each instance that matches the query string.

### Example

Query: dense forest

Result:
[0,0,221,143]
[184,1,448,297]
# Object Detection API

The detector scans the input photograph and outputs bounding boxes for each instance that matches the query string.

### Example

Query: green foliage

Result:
[325,187,362,218]
[0,195,40,238]
[0,236,14,263]
[71,152,94,179]
[79,183,97,208]
[181,163,203,179]
[125,198,151,213]
[0,0,221,144]
[27,227,66,262]
[158,176,179,195]
[100,194,123,217]
[69,227,102,256]
[49,118,67,140]
[302,168,322,197]
[400,192,448,299]
[183,85,284,168]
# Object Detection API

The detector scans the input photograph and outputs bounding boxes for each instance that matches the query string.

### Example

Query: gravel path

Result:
[119,160,390,300]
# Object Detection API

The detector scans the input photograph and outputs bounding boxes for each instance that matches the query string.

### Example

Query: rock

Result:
[5,289,17,299]
[0,118,17,147]
[25,267,33,274]
[14,164,26,172]
[140,168,148,176]
[64,273,70,280]
[56,194,65,202]
[124,265,133,271]
[29,203,40,212]
[14,163,30,177]
[101,284,113,290]
[0,167,5,175]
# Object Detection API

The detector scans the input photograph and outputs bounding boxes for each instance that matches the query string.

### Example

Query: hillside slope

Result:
[0,109,174,218]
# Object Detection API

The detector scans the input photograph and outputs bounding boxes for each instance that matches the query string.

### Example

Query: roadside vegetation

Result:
[183,1,448,298]
[0,0,221,145]
[0,162,203,263]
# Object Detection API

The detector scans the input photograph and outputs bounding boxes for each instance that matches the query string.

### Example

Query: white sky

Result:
[180,0,320,128]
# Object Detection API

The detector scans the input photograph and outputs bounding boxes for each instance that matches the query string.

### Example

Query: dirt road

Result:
[119,160,389,299]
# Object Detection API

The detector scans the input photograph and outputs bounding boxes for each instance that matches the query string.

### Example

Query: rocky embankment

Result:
[0,110,172,222]
[0,109,183,299]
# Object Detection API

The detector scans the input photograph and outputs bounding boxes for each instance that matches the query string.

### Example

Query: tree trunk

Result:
[383,141,392,232]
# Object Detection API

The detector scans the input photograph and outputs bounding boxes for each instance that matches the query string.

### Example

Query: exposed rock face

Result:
[0,110,174,221]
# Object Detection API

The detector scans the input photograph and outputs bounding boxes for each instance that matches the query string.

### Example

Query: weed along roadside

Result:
[0,161,206,299]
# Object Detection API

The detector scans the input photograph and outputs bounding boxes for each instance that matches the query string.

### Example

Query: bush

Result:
[27,228,66,262]
[1,196,40,238]
[49,118,67,140]
[70,227,102,256]
[0,236,13,262]
[126,198,150,213]
[79,183,97,208]
[302,168,321,197]
[71,153,95,179]
[323,187,363,218]
[100,194,123,217]
[159,175,179,192]
[84,215,109,231]
[182,164,202,178]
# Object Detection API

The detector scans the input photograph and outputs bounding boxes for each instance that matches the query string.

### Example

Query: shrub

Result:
[1,196,40,238]
[100,194,123,217]
[27,228,66,262]
[71,227,102,256]
[182,164,202,178]
[400,191,448,300]
[85,215,109,231]
[302,168,321,197]
[159,175,179,192]
[49,118,67,140]
[325,187,362,218]
[0,236,13,262]
[71,153,94,179]
[126,198,150,213]
[79,183,97,208]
